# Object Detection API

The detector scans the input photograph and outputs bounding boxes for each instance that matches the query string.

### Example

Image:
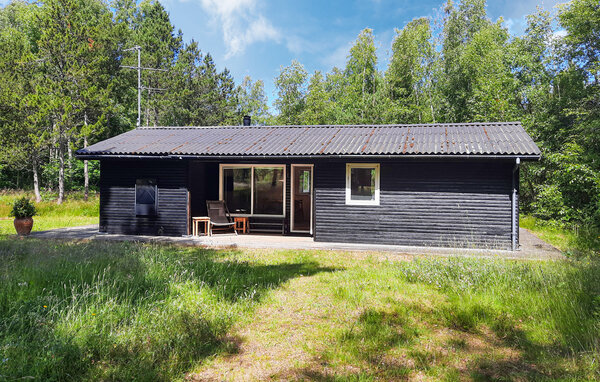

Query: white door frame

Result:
[290,164,314,234]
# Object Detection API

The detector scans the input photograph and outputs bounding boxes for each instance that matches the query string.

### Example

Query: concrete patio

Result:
[26,224,564,260]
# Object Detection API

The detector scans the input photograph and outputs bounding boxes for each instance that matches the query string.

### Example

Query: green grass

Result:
[0,191,99,234]
[0,239,334,380]
[521,215,600,258]
[1,238,599,381]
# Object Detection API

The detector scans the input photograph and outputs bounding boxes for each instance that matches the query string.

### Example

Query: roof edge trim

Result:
[75,153,541,161]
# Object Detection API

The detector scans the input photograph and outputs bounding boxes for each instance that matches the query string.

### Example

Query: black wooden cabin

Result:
[76,122,541,250]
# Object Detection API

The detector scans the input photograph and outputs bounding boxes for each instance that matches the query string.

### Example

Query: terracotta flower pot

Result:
[14,217,34,236]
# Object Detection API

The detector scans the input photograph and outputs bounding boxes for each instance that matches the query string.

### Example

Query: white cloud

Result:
[551,29,567,42]
[504,17,527,36]
[321,42,351,69]
[285,35,327,55]
[199,0,281,58]
[553,29,567,38]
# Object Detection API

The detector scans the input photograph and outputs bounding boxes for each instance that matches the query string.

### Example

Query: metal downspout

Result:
[512,157,521,251]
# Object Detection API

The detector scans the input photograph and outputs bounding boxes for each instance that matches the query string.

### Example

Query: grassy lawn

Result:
[1,238,599,381]
[0,191,99,235]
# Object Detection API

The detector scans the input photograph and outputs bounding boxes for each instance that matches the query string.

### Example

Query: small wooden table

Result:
[192,216,210,236]
[234,217,249,234]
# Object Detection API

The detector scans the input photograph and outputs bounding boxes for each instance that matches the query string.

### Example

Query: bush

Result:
[10,197,36,218]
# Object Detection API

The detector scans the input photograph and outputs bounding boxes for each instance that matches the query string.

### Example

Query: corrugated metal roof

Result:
[76,122,541,158]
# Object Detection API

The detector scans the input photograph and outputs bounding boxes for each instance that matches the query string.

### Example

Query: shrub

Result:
[10,197,36,218]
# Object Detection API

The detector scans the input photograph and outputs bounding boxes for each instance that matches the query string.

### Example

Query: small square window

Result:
[346,164,380,205]
[135,179,157,216]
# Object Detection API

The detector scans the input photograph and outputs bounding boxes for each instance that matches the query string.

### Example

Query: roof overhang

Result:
[76,153,541,161]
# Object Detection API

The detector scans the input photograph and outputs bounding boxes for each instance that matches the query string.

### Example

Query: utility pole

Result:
[121,46,168,127]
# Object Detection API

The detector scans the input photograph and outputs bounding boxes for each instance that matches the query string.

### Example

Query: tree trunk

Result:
[67,135,73,170]
[33,159,41,203]
[84,135,89,201]
[57,133,65,205]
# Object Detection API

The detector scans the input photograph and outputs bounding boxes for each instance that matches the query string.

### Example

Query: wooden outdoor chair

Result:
[206,200,237,235]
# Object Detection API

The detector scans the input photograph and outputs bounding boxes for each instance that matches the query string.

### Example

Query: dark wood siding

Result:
[99,157,517,249]
[189,161,219,218]
[313,160,514,249]
[100,159,189,236]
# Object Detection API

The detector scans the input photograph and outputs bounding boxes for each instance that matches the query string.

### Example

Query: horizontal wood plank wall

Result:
[314,160,514,249]
[100,159,188,236]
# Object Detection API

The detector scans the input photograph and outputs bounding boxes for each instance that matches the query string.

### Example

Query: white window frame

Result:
[345,163,380,206]
[219,164,286,217]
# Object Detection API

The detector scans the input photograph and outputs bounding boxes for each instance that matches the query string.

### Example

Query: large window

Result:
[254,167,284,215]
[346,163,380,205]
[222,168,251,213]
[135,179,157,216]
[220,165,285,216]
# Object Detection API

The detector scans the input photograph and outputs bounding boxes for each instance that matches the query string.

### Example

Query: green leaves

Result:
[274,59,308,125]
[10,197,36,218]
[386,18,438,123]
[238,76,271,125]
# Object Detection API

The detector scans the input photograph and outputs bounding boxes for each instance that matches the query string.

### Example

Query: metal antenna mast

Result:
[121,46,168,127]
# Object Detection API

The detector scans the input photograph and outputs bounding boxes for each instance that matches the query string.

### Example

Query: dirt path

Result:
[188,256,534,381]
[190,274,351,381]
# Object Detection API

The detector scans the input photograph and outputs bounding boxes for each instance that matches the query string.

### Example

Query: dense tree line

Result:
[273,0,599,228]
[0,0,270,202]
[0,0,598,229]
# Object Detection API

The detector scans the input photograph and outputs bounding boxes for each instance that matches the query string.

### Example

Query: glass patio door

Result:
[291,165,313,233]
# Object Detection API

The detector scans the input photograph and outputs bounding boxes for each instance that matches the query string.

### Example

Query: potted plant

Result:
[11,197,37,236]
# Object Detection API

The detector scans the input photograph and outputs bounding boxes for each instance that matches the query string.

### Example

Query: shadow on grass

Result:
[0,238,340,381]
[281,298,595,381]
[280,307,420,380]
[441,299,593,381]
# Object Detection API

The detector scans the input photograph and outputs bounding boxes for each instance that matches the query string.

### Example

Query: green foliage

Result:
[268,0,600,230]
[0,0,240,202]
[342,28,380,124]
[0,191,99,234]
[300,71,334,125]
[386,18,438,123]
[396,257,600,354]
[274,60,308,124]
[9,196,36,218]
[237,75,271,125]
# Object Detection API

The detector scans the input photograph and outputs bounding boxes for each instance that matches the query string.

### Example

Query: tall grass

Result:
[0,238,334,381]
[0,191,99,234]
[318,257,600,380]
[396,257,600,353]
[2,237,599,380]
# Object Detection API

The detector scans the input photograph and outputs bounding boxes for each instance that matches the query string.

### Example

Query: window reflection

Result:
[221,166,285,215]
[223,168,251,213]
[254,167,284,215]
[350,167,375,200]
